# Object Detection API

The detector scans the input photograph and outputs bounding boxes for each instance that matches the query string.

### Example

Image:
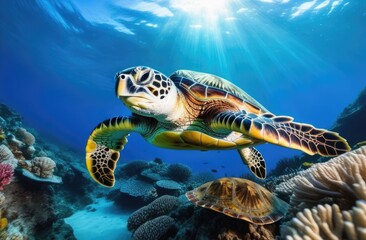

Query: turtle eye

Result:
[138,71,151,85]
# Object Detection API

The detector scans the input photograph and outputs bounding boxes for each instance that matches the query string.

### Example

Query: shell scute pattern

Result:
[185,178,289,225]
[170,70,268,114]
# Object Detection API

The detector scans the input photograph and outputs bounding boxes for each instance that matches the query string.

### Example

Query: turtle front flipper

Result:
[86,116,153,187]
[210,110,351,156]
[238,147,266,179]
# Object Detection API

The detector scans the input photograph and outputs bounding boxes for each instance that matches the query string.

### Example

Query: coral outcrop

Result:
[278,146,366,240]
[166,163,192,182]
[0,145,14,162]
[30,157,56,178]
[120,178,157,199]
[281,200,366,240]
[132,215,175,240]
[15,128,35,146]
[119,160,149,179]
[0,163,13,190]
[127,195,179,231]
[277,146,366,212]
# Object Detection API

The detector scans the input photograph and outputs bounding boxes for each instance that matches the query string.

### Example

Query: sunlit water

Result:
[1,0,365,177]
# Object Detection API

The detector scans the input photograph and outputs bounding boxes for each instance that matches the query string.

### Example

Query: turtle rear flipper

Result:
[210,111,351,156]
[86,116,153,187]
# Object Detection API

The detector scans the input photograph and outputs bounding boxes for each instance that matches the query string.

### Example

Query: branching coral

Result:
[281,200,366,240]
[343,200,366,240]
[280,147,366,240]
[127,195,179,231]
[284,146,366,210]
[0,163,13,190]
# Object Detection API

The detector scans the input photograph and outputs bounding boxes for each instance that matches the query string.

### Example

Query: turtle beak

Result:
[115,73,131,98]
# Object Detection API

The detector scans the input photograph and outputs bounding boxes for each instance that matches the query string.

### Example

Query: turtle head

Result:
[115,66,178,119]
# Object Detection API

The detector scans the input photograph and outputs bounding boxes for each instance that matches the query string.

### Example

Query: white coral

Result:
[282,200,366,240]
[0,144,14,161]
[288,146,366,210]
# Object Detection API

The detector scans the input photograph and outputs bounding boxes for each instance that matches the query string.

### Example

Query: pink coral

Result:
[0,163,14,190]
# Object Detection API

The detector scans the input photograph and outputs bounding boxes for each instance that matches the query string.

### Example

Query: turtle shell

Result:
[169,70,268,114]
[185,177,289,225]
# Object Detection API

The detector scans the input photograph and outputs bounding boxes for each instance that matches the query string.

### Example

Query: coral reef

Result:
[119,160,149,179]
[29,157,56,178]
[281,200,366,240]
[278,146,366,240]
[155,180,182,190]
[244,224,275,240]
[140,168,165,182]
[284,146,366,211]
[17,157,62,183]
[0,145,14,162]
[120,178,157,199]
[166,163,192,182]
[21,168,62,183]
[132,215,175,240]
[127,195,179,231]
[15,128,35,146]
[0,163,13,190]
[0,103,95,239]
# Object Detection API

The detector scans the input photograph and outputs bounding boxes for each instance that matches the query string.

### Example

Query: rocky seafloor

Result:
[0,88,365,240]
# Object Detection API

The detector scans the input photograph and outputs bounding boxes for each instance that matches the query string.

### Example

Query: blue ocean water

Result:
[1,0,365,178]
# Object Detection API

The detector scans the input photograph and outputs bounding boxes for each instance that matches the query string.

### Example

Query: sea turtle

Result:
[85,66,350,187]
[185,177,289,224]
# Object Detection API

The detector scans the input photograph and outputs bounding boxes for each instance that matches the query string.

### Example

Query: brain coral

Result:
[277,146,366,211]
[15,127,35,146]
[31,157,56,178]
[127,195,179,231]
[166,163,192,182]
[132,215,175,240]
